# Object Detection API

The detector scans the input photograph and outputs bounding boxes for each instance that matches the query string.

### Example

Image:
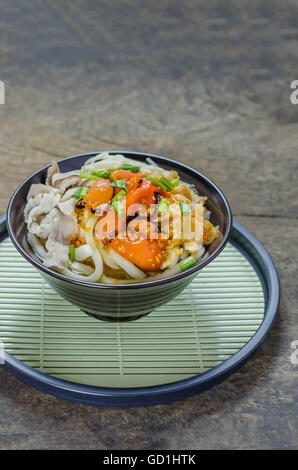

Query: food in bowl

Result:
[24,152,222,284]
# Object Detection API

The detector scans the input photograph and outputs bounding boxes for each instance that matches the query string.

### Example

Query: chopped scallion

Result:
[74,187,83,199]
[111,179,127,191]
[80,187,88,198]
[158,198,169,215]
[69,244,76,262]
[179,200,190,216]
[112,189,126,202]
[171,179,180,187]
[80,173,97,180]
[112,200,125,217]
[148,177,168,191]
[179,256,196,272]
[121,164,140,173]
[74,187,88,200]
[91,168,111,179]
[160,176,174,191]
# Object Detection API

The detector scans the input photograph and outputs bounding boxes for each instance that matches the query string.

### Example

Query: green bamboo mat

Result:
[0,238,264,387]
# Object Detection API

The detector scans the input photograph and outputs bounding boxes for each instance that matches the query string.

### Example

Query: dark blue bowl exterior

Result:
[7,151,232,321]
[41,270,198,320]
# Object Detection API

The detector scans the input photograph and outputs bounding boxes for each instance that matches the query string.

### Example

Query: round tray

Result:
[0,215,279,407]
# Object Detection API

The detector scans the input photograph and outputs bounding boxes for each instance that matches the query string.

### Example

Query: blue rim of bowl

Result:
[0,217,280,407]
[6,151,233,290]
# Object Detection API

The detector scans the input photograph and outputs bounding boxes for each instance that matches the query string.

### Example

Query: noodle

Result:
[110,249,146,280]
[61,216,103,282]
[27,232,47,260]
[98,242,120,270]
[25,152,221,284]
[74,244,93,261]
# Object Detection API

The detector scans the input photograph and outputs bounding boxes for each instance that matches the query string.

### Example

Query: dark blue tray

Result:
[0,215,280,407]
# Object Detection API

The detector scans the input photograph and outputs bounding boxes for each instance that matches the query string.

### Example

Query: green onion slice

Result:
[112,189,126,202]
[111,179,127,191]
[74,187,88,200]
[80,187,88,198]
[112,200,125,217]
[160,176,174,191]
[121,164,140,173]
[69,244,76,262]
[91,168,111,179]
[179,200,190,216]
[74,187,83,199]
[148,177,168,191]
[179,256,196,272]
[171,179,180,187]
[80,173,98,181]
[158,198,169,215]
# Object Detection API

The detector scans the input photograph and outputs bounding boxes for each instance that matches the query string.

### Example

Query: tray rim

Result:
[0,215,280,407]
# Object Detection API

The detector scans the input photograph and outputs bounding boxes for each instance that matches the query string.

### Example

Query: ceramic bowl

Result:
[7,151,232,321]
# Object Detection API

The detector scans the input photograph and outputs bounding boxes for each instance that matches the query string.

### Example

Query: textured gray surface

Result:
[0,0,297,450]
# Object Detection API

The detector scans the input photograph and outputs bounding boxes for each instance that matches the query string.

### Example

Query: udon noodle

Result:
[24,153,221,283]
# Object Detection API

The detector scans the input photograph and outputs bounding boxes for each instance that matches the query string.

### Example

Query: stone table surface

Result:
[0,0,297,450]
